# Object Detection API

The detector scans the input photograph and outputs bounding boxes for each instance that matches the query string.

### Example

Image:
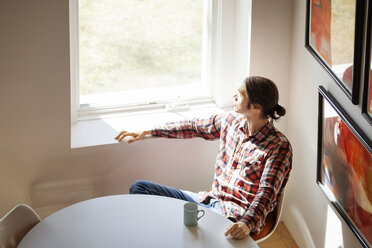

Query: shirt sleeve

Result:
[151,114,223,140]
[240,141,293,234]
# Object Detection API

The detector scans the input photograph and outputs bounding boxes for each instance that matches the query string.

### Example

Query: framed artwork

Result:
[317,86,372,248]
[362,0,372,125]
[306,0,366,104]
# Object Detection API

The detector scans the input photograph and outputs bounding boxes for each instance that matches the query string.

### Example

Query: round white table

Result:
[18,195,260,248]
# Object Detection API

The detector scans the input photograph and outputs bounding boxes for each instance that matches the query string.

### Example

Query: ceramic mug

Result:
[184,202,205,226]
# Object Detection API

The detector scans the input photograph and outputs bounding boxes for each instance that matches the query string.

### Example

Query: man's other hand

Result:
[224,221,250,240]
[115,130,151,143]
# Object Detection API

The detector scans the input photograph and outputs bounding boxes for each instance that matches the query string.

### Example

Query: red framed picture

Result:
[306,0,366,104]
[318,86,372,248]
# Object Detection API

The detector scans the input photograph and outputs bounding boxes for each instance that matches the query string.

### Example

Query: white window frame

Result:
[70,0,251,124]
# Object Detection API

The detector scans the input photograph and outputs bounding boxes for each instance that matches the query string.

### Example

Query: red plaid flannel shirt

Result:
[151,112,292,233]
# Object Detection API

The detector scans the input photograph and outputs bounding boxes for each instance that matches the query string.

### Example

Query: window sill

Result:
[71,103,231,148]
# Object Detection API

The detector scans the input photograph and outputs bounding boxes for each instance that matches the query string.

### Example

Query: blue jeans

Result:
[129,180,222,215]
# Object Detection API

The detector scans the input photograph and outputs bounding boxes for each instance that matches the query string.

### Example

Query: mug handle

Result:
[197,210,205,220]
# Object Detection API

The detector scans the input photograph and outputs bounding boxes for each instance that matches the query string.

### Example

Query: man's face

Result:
[233,84,250,115]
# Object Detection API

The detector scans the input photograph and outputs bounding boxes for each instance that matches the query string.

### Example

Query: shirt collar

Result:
[240,119,274,141]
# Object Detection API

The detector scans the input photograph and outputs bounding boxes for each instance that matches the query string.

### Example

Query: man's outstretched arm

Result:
[151,114,222,140]
[116,114,224,143]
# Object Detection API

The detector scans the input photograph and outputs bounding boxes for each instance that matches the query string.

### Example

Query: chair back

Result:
[0,204,41,248]
[251,191,285,243]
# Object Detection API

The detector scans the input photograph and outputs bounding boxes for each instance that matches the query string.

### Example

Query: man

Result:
[115,76,292,240]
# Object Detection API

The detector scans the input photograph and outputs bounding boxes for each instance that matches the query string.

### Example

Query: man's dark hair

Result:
[244,76,286,120]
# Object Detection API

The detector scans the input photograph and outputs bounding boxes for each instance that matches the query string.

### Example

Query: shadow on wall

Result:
[0,153,34,217]
[31,118,119,218]
[29,152,114,218]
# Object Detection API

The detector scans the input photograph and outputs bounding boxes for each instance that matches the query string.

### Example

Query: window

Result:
[70,0,251,123]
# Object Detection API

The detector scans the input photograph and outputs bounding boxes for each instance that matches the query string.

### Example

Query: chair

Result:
[0,204,41,248]
[251,191,285,243]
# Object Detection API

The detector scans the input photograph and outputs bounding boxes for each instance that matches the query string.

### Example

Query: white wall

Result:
[282,0,372,247]
[250,0,293,132]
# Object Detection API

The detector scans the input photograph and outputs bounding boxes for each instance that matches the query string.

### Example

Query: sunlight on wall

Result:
[324,205,344,248]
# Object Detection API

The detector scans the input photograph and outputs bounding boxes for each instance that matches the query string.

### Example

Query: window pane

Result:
[79,0,204,97]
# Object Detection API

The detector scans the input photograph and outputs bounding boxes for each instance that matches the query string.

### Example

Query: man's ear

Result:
[252,103,261,110]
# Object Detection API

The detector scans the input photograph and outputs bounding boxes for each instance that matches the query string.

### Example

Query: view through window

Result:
[79,0,205,108]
